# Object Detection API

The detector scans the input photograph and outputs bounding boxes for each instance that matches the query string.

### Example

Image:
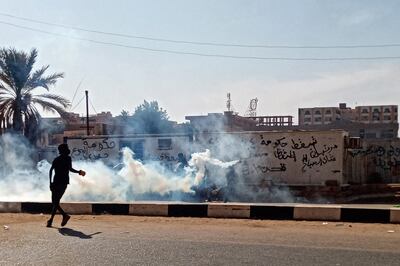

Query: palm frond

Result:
[0,72,16,90]
[26,71,64,91]
[34,93,71,108]
[32,98,69,117]
[26,49,38,73]
[0,92,14,99]
[0,48,31,92]
[0,98,14,120]
[25,65,49,89]
[25,104,41,122]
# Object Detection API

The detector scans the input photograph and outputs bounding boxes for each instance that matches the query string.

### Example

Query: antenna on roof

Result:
[226,93,231,112]
[245,98,258,117]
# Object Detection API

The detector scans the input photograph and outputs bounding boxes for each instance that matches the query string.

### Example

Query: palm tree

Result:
[0,48,70,139]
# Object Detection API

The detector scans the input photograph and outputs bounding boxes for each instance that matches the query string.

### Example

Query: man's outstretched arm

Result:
[68,157,83,174]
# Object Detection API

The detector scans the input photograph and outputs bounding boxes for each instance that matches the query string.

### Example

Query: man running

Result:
[47,144,85,228]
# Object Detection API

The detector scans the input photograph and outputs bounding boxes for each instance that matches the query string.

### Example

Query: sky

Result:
[0,0,399,123]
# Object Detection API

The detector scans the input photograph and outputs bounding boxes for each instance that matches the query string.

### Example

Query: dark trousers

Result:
[50,185,67,218]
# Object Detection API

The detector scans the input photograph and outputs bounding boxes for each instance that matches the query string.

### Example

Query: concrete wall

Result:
[66,131,347,186]
[347,139,400,184]
[66,134,193,168]
[198,130,347,185]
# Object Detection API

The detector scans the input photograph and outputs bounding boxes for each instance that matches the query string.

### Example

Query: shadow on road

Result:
[58,228,102,239]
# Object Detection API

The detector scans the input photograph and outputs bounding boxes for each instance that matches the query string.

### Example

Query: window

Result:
[372,115,380,121]
[304,117,311,122]
[314,117,322,122]
[359,129,365,138]
[325,109,331,115]
[314,110,321,115]
[304,110,311,115]
[384,108,391,113]
[382,129,395,139]
[384,115,391,120]
[361,108,369,113]
[373,108,380,113]
[158,138,172,150]
[120,140,144,160]
[325,117,332,121]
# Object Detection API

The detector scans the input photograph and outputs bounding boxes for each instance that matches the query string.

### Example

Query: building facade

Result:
[298,103,398,139]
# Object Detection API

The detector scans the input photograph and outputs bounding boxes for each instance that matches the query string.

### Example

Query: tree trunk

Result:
[12,98,24,133]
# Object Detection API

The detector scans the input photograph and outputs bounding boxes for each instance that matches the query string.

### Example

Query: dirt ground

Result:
[1,213,400,235]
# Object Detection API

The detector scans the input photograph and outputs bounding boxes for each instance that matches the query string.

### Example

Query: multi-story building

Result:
[354,105,398,124]
[298,103,398,139]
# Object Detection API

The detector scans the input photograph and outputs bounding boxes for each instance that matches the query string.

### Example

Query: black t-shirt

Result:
[52,155,72,186]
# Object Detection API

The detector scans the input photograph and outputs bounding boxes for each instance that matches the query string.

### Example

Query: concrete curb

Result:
[1,202,399,223]
[0,202,21,213]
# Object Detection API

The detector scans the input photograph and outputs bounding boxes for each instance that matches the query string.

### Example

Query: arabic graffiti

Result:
[71,138,116,160]
[202,133,341,177]
[350,145,400,158]
[350,145,400,171]
[302,153,336,172]
[146,153,177,162]
[257,134,339,172]
[255,163,287,174]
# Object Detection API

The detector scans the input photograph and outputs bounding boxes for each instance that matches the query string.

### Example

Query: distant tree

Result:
[131,100,173,134]
[0,48,69,141]
[120,110,130,121]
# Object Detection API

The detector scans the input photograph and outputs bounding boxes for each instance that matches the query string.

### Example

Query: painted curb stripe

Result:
[250,206,294,220]
[390,209,400,223]
[129,204,168,216]
[92,203,129,215]
[168,204,208,217]
[1,202,398,223]
[21,202,52,214]
[293,206,341,221]
[341,208,390,223]
[60,203,92,214]
[207,204,250,218]
[0,202,21,213]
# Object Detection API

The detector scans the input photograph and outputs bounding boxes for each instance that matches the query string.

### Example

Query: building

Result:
[185,111,258,133]
[38,112,113,148]
[298,103,398,139]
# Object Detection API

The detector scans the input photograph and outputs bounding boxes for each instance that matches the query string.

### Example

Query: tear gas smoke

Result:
[0,134,239,202]
[0,133,296,203]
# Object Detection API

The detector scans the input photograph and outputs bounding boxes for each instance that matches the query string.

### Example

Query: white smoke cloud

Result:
[0,134,238,202]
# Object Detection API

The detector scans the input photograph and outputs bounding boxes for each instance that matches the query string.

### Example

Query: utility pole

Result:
[85,90,89,135]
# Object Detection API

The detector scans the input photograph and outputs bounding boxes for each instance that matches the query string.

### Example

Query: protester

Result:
[47,144,85,227]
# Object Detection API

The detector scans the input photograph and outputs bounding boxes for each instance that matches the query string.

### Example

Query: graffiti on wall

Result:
[71,138,117,160]
[256,135,338,173]
[205,134,340,179]
[350,145,400,171]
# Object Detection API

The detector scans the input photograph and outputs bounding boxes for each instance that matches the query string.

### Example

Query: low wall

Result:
[1,202,399,223]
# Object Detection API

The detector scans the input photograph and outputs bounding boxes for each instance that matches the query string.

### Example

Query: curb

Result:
[1,202,399,223]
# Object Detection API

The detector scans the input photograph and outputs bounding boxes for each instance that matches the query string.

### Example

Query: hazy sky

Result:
[0,0,399,122]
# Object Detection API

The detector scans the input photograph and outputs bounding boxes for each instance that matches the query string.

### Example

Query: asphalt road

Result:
[1,214,400,265]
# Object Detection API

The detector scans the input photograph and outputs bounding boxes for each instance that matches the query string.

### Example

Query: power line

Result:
[70,77,84,109]
[1,20,400,61]
[71,95,85,111]
[89,98,98,114]
[1,12,400,49]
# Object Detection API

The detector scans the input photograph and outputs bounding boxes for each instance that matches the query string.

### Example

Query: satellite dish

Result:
[249,98,258,111]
